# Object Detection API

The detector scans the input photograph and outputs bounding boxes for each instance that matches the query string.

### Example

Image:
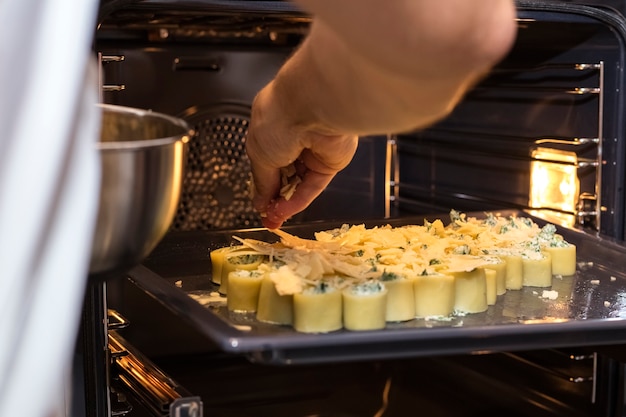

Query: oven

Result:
[76,1,626,416]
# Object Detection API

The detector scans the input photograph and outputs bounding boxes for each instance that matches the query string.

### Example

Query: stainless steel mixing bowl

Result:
[90,104,192,276]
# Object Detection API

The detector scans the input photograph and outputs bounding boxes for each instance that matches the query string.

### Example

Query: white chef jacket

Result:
[0,1,101,416]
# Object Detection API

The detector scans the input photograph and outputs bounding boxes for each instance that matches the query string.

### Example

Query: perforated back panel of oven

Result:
[172,103,262,231]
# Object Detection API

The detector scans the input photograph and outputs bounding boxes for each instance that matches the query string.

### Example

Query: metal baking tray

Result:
[130,211,626,365]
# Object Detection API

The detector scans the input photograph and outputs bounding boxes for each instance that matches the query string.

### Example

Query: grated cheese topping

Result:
[228,211,575,296]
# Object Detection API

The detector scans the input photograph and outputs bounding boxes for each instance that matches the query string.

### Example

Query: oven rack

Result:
[505,349,595,384]
[109,330,203,416]
[128,211,626,365]
[394,61,604,230]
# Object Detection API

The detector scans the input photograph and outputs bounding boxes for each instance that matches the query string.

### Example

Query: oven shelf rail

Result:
[390,61,605,231]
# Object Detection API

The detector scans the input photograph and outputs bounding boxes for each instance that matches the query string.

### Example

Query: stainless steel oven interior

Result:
[78,1,626,417]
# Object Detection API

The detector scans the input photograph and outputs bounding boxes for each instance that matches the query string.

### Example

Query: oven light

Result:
[529,147,579,214]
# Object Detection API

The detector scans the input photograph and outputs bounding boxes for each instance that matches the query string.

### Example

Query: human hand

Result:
[246,84,358,229]
[245,0,516,229]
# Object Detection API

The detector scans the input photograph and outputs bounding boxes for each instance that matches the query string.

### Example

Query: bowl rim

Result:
[97,103,192,150]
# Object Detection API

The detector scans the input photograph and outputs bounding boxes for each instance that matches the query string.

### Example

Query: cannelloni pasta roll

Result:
[342,281,387,331]
[481,256,506,296]
[483,268,497,305]
[256,272,294,325]
[293,282,343,333]
[544,244,576,276]
[522,251,552,287]
[379,271,415,322]
[535,224,577,276]
[209,245,242,284]
[501,254,523,290]
[451,268,488,314]
[227,269,264,313]
[413,273,455,317]
[219,252,264,295]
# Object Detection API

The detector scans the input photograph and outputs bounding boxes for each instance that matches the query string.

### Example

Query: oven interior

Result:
[394,5,626,241]
[82,1,626,416]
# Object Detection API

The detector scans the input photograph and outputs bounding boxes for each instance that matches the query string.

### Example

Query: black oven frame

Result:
[79,1,626,416]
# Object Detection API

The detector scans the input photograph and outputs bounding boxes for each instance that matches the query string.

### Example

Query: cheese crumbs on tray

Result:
[209,210,577,333]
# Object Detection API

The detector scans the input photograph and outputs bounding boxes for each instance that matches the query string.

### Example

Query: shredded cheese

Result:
[227,211,576,297]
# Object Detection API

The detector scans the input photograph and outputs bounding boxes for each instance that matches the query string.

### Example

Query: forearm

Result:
[294,0,517,78]
[272,0,517,135]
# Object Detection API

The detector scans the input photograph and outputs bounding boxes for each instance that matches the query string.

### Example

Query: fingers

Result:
[256,137,358,228]
[246,83,359,228]
[245,124,297,216]
[261,166,337,228]
[248,157,281,215]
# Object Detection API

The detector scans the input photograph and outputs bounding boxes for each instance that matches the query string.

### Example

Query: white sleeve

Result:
[0,1,101,416]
